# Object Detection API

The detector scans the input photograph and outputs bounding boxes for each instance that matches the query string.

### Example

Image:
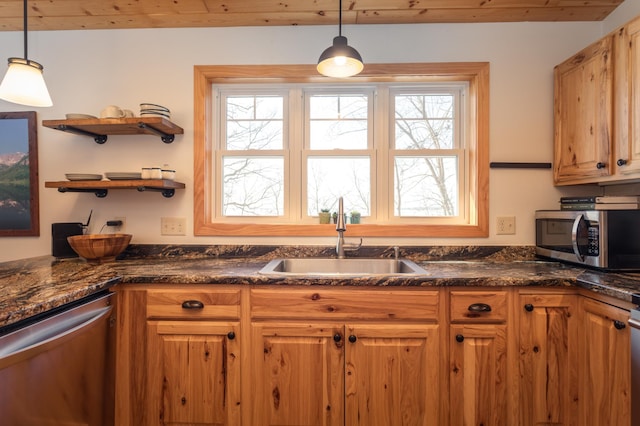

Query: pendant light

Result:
[317,0,364,78]
[0,0,52,107]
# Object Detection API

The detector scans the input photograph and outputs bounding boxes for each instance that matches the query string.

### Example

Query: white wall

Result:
[0,12,623,261]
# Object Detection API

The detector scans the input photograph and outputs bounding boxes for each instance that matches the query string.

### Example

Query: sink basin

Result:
[259,258,427,276]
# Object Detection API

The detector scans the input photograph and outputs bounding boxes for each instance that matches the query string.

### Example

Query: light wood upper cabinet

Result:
[554,14,640,185]
[554,36,613,184]
[614,17,640,176]
[579,297,631,426]
[518,291,580,426]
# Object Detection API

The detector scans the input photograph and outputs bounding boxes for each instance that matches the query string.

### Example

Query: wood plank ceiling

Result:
[0,0,626,31]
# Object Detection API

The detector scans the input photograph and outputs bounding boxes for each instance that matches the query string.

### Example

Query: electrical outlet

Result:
[496,216,516,235]
[161,217,186,236]
[114,216,126,232]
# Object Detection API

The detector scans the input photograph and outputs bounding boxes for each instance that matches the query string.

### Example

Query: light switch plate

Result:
[161,217,186,236]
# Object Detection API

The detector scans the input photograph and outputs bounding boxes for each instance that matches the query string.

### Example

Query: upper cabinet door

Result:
[615,17,640,176]
[554,36,613,185]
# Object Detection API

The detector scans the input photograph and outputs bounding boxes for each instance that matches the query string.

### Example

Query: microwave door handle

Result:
[571,214,585,261]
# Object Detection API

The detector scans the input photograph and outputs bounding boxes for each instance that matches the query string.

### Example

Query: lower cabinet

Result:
[518,291,580,426]
[579,296,631,426]
[448,290,512,425]
[249,323,345,426]
[344,324,441,426]
[146,320,241,425]
[115,285,632,426]
[250,322,441,426]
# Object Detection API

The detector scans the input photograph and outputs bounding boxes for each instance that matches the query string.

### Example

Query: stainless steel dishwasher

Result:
[630,306,640,426]
[0,290,116,426]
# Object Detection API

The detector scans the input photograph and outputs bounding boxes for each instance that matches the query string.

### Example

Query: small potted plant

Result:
[350,210,361,224]
[332,212,338,224]
[319,208,331,224]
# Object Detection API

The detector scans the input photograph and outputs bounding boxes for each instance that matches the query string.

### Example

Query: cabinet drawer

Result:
[251,288,439,321]
[450,290,507,323]
[146,288,241,319]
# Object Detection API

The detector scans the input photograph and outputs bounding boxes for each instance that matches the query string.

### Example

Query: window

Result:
[194,64,489,237]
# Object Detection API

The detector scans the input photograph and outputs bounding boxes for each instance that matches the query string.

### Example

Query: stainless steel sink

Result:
[258,258,427,276]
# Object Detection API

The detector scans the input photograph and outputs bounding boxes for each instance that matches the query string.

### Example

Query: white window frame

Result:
[193,64,489,238]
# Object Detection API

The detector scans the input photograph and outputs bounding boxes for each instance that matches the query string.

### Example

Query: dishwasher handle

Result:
[628,317,640,329]
[0,303,112,368]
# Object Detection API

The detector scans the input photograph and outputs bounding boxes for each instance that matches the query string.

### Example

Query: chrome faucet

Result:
[336,197,347,258]
[335,197,362,258]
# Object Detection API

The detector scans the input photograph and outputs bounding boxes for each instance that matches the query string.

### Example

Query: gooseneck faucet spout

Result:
[336,197,346,258]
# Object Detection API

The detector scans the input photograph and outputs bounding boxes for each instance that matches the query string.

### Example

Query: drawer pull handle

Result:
[333,333,342,342]
[181,300,205,310]
[524,304,534,312]
[596,162,606,169]
[617,158,628,166]
[613,320,626,330]
[227,331,236,340]
[455,334,465,343]
[468,303,492,313]
[348,335,357,343]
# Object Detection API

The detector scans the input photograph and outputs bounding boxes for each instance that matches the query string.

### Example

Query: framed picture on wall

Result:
[0,111,39,236]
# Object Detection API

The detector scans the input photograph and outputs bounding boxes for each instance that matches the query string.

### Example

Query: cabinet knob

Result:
[348,335,357,343]
[524,304,534,312]
[617,158,628,166]
[613,320,626,330]
[333,333,342,342]
[227,331,236,340]
[455,334,464,343]
[181,300,204,309]
[468,303,492,313]
[596,162,606,169]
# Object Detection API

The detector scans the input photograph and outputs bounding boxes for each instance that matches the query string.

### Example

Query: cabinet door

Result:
[250,323,344,426]
[518,293,579,426]
[614,17,640,176]
[146,320,241,426]
[449,324,508,426]
[554,36,613,184]
[345,323,442,426]
[580,298,631,426]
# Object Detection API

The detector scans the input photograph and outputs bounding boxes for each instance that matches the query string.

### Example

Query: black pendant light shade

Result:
[317,0,363,78]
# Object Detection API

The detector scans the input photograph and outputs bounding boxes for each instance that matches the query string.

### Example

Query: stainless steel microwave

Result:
[535,210,640,270]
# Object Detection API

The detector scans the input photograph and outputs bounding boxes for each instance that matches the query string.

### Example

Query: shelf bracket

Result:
[136,186,176,198]
[137,122,175,143]
[57,187,108,198]
[54,125,108,144]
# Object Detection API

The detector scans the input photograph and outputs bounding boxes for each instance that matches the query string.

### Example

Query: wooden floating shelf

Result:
[42,117,184,144]
[45,179,186,198]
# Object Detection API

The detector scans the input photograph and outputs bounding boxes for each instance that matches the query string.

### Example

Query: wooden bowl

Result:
[67,233,132,263]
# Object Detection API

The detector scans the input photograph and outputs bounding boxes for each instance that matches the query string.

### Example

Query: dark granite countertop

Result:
[1,245,640,330]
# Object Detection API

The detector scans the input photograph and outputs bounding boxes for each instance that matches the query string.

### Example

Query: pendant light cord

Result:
[22,0,28,60]
[338,0,342,37]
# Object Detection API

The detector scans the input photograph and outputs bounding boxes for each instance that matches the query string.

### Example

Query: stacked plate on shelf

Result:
[65,173,102,181]
[105,172,142,180]
[139,103,170,119]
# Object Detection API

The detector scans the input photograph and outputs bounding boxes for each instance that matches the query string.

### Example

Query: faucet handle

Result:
[393,246,400,260]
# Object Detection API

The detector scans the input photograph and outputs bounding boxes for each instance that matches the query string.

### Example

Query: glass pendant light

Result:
[317,0,364,78]
[0,0,52,107]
